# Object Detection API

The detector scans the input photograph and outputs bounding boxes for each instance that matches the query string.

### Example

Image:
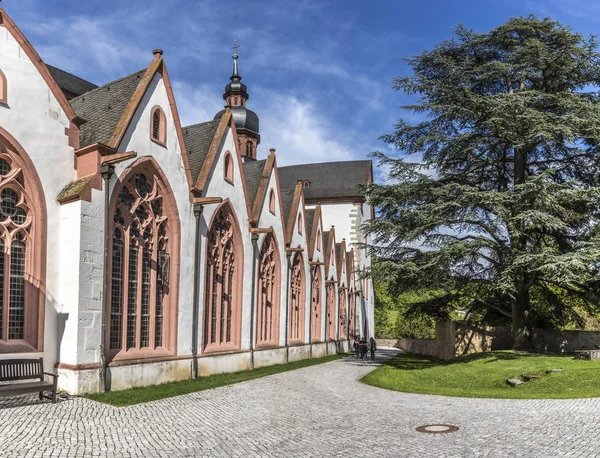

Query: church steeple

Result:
[214,40,260,161]
[224,40,248,107]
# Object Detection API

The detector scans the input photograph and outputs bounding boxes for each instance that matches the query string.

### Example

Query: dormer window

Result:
[224,153,234,183]
[150,106,167,145]
[269,190,275,214]
[298,212,303,235]
[0,69,7,105]
[303,180,310,188]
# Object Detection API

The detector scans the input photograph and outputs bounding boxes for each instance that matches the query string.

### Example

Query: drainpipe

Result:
[346,290,350,349]
[99,163,115,393]
[325,283,329,356]
[308,265,313,359]
[249,233,259,369]
[284,250,291,363]
[191,204,203,379]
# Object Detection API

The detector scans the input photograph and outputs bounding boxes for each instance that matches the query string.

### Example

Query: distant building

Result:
[0,7,374,394]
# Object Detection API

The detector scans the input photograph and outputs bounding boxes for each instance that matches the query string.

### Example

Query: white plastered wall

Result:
[0,25,77,372]
[197,127,253,352]
[72,72,196,368]
[286,193,311,342]
[254,171,287,346]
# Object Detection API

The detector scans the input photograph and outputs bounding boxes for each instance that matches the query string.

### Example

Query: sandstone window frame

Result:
[203,201,243,353]
[0,70,7,105]
[107,157,180,361]
[150,106,167,146]
[224,152,234,184]
[311,267,322,341]
[256,232,280,347]
[289,253,305,344]
[0,129,47,354]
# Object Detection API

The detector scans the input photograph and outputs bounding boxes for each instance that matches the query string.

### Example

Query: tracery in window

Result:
[327,282,336,340]
[311,267,322,341]
[0,140,45,351]
[289,254,305,343]
[109,167,174,357]
[338,288,347,340]
[204,203,243,351]
[256,233,280,346]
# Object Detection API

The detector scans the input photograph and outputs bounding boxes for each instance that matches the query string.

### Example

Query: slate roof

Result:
[47,65,98,100]
[242,159,267,211]
[280,187,295,228]
[278,160,372,201]
[70,70,146,148]
[305,208,315,236]
[183,120,220,184]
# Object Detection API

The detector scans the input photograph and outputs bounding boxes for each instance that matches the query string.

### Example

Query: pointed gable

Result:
[323,227,337,278]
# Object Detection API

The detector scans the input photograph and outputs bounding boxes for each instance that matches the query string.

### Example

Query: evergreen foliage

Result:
[366,16,600,348]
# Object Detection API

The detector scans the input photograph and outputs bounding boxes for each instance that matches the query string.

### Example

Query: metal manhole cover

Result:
[416,424,459,434]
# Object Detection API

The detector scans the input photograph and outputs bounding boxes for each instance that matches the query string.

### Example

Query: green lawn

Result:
[361,351,600,399]
[88,354,345,407]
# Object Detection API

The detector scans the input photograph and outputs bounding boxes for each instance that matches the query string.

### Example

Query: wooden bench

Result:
[0,358,58,403]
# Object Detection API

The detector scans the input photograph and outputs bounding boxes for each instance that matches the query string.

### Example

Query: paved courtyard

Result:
[1,349,600,457]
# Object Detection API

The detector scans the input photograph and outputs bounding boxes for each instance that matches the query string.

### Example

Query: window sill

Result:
[150,137,167,148]
[0,340,38,354]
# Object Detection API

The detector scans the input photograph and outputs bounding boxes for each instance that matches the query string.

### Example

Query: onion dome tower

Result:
[214,41,260,161]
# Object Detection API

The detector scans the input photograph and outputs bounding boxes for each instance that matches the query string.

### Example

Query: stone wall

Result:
[531,329,600,353]
[377,322,511,360]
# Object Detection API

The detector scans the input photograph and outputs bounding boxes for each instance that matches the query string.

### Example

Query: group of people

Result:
[353,337,377,360]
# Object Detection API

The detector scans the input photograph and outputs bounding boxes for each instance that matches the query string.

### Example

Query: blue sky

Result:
[5,0,600,180]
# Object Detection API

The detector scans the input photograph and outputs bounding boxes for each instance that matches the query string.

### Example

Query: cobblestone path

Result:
[1,348,600,457]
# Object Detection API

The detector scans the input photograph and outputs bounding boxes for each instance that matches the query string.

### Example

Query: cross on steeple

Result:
[232,40,240,58]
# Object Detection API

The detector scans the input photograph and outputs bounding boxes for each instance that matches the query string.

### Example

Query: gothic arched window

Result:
[0,70,7,104]
[327,282,336,340]
[268,190,275,214]
[0,137,45,351]
[256,233,280,346]
[338,288,347,340]
[348,289,355,339]
[289,253,305,343]
[311,267,322,341]
[150,106,166,145]
[204,203,243,351]
[109,162,178,358]
[224,153,234,183]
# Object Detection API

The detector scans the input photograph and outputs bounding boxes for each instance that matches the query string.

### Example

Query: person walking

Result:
[369,337,377,360]
[359,339,367,359]
[353,338,360,358]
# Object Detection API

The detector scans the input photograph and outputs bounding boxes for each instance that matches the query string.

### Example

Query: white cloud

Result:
[255,94,357,166]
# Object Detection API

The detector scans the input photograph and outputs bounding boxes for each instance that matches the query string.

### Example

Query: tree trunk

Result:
[512,281,531,350]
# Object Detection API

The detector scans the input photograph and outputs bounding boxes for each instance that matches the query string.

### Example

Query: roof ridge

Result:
[45,64,98,89]
[183,119,220,131]
[279,159,371,169]
[70,69,146,102]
